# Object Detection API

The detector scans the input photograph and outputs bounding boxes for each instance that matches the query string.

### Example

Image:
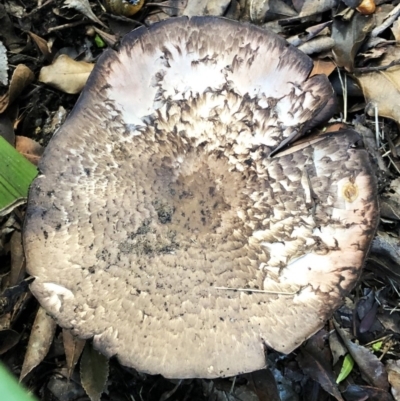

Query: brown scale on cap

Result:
[23,16,379,379]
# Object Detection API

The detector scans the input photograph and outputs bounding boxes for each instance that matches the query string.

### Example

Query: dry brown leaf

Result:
[20,306,57,381]
[248,369,281,401]
[183,0,230,16]
[332,12,375,72]
[0,65,34,113]
[28,32,52,61]
[298,0,338,17]
[356,47,400,124]
[248,0,270,22]
[63,0,107,28]
[391,18,400,41]
[9,230,25,286]
[63,329,86,381]
[311,59,336,77]
[343,384,395,401]
[0,329,20,354]
[15,135,44,166]
[39,55,94,94]
[297,338,344,401]
[80,342,109,401]
[387,360,400,400]
[328,329,347,366]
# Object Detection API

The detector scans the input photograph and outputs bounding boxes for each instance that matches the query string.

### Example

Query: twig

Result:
[336,68,347,122]
[146,2,184,9]
[47,20,90,33]
[354,59,400,74]
[388,155,400,175]
[214,286,302,295]
[375,105,380,148]
[25,0,54,17]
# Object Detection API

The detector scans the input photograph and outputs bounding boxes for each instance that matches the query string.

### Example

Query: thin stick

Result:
[344,73,348,122]
[146,2,184,9]
[47,21,90,33]
[354,59,400,73]
[388,155,400,174]
[375,104,380,148]
[214,286,302,295]
[336,68,347,122]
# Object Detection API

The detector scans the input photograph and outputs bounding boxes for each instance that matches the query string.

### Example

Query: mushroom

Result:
[23,16,378,379]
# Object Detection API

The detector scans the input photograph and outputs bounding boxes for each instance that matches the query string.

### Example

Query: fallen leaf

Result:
[15,136,44,166]
[331,12,375,72]
[329,329,348,365]
[183,0,230,16]
[391,18,400,41]
[298,0,339,17]
[0,4,25,52]
[386,360,400,401]
[248,369,281,401]
[343,384,394,401]
[333,320,389,390]
[9,230,25,286]
[0,329,20,354]
[248,0,270,22]
[20,306,57,381]
[297,340,344,401]
[28,32,52,61]
[39,55,94,94]
[0,279,32,316]
[356,46,400,123]
[63,329,86,381]
[371,3,400,37]
[80,342,109,401]
[0,65,34,113]
[311,59,336,77]
[63,0,107,28]
[359,301,378,334]
[369,230,400,285]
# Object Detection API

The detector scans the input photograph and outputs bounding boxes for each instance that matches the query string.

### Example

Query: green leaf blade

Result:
[0,136,38,215]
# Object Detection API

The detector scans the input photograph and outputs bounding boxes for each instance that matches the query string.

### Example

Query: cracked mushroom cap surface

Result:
[24,16,379,378]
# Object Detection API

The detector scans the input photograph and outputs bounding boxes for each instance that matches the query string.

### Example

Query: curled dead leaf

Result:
[20,306,56,381]
[0,65,34,113]
[15,136,44,166]
[80,342,109,401]
[39,55,94,94]
[386,360,400,400]
[331,12,374,72]
[356,47,400,124]
[63,329,86,381]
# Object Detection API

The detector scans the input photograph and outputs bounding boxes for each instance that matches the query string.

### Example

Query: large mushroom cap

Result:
[24,16,378,378]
